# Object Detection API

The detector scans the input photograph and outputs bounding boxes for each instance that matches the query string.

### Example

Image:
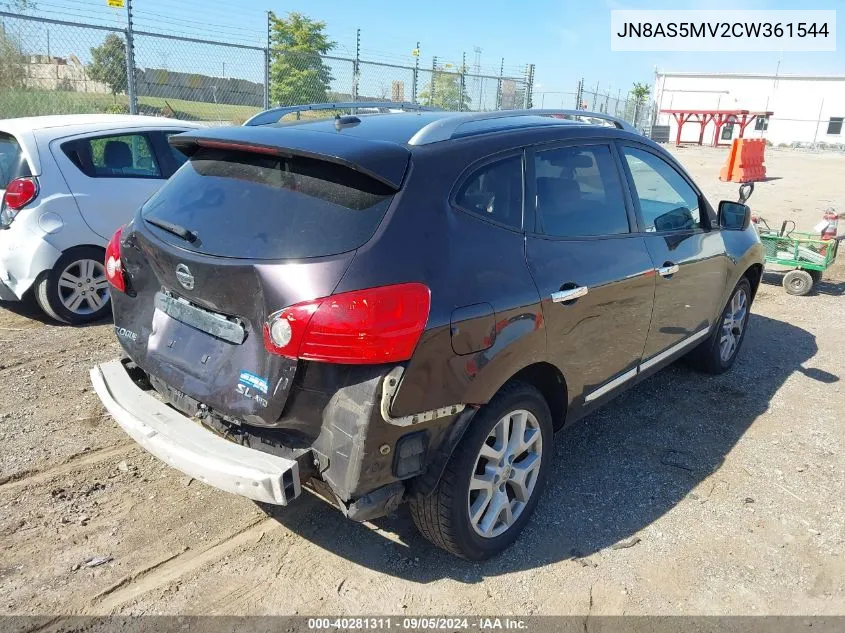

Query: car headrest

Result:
[546,152,593,169]
[103,141,133,170]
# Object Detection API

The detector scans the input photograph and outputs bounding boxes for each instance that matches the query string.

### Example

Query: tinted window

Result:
[827,117,843,135]
[534,145,628,237]
[0,132,31,189]
[141,148,394,260]
[623,147,702,232]
[164,132,190,169]
[455,155,523,230]
[62,134,161,178]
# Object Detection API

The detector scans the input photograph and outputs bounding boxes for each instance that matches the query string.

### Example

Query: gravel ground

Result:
[0,145,843,616]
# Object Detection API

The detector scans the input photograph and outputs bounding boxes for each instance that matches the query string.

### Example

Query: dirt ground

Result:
[1,145,843,617]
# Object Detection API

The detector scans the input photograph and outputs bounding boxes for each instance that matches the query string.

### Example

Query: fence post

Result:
[496,57,503,110]
[576,78,583,109]
[459,52,465,112]
[412,41,419,103]
[124,0,137,114]
[430,56,437,107]
[525,63,535,109]
[352,28,360,110]
[263,11,271,110]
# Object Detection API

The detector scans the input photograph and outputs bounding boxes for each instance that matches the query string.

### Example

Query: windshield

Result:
[141,147,395,260]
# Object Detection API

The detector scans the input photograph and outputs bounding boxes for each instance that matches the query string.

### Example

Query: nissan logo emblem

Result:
[175,264,195,290]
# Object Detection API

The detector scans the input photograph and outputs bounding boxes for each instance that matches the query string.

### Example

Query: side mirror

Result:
[738,182,754,204]
[719,200,751,230]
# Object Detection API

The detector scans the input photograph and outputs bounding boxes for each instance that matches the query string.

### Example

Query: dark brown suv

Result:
[91,104,764,559]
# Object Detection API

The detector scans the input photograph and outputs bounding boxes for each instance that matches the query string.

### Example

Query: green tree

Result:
[87,33,127,96]
[420,70,471,111]
[629,81,651,128]
[269,12,334,106]
[0,25,23,89]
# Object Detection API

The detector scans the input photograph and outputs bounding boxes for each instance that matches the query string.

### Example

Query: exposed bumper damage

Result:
[91,358,472,520]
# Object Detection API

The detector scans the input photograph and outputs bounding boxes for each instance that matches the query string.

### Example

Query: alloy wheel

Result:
[719,287,747,363]
[57,259,110,315]
[467,409,543,538]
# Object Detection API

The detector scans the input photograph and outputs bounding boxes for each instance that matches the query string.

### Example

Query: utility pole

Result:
[124,0,137,114]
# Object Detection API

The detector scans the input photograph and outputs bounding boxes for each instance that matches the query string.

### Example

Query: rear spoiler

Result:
[169,127,410,190]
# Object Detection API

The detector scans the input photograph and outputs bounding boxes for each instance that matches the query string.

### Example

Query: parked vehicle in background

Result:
[91,104,764,560]
[0,114,200,324]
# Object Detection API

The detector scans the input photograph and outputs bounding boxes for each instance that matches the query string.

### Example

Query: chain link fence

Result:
[534,81,658,134]
[0,11,533,124]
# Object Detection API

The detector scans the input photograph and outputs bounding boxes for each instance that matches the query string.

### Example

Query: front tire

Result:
[35,247,111,325]
[409,382,553,560]
[688,277,752,374]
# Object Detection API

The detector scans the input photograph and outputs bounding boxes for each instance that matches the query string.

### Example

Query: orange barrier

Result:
[719,138,767,183]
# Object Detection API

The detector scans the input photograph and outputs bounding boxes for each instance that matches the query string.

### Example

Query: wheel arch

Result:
[507,362,568,431]
[743,263,763,301]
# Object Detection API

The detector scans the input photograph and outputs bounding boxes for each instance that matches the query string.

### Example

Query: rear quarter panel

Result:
[334,141,547,417]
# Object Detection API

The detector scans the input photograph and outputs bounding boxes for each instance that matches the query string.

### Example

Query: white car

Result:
[0,114,201,324]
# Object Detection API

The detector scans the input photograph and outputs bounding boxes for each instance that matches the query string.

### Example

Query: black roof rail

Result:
[407,109,638,145]
[244,102,438,127]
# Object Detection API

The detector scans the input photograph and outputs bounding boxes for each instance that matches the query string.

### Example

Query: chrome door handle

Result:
[551,286,588,303]
[657,264,679,277]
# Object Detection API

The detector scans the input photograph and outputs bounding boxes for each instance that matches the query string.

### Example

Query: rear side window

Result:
[163,132,190,170]
[534,145,629,237]
[0,133,31,189]
[141,148,395,260]
[455,155,523,230]
[62,134,161,178]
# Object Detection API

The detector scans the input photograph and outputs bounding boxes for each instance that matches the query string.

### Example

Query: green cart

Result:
[756,221,842,296]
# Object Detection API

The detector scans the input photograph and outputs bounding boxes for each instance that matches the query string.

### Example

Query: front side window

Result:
[455,155,523,230]
[534,144,629,237]
[62,133,161,178]
[622,147,703,232]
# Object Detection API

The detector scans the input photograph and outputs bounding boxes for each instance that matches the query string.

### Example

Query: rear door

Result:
[525,140,656,407]
[618,143,728,365]
[53,129,186,240]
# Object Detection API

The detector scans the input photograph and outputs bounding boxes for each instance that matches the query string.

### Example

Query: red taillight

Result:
[3,177,38,210]
[264,283,431,364]
[105,227,125,293]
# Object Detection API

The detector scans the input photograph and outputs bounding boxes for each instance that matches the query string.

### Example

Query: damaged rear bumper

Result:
[90,359,301,505]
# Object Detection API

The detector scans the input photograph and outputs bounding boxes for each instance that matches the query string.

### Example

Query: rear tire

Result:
[783,269,814,296]
[35,247,111,325]
[687,277,752,375]
[409,382,553,560]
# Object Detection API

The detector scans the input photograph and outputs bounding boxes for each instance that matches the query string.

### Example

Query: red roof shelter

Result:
[660,109,773,147]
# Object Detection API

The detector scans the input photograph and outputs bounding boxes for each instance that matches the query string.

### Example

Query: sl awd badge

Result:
[175,263,195,290]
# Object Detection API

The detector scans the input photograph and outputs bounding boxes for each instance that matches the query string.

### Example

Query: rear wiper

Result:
[145,216,198,243]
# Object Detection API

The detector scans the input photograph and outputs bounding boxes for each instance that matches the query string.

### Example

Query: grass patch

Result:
[0,89,261,124]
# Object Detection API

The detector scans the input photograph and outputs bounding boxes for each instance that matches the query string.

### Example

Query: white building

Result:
[653,71,845,146]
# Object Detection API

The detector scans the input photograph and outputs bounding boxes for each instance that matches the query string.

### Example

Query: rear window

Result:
[141,148,395,259]
[0,133,31,189]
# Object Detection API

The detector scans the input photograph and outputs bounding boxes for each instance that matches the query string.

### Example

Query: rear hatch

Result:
[114,128,409,426]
